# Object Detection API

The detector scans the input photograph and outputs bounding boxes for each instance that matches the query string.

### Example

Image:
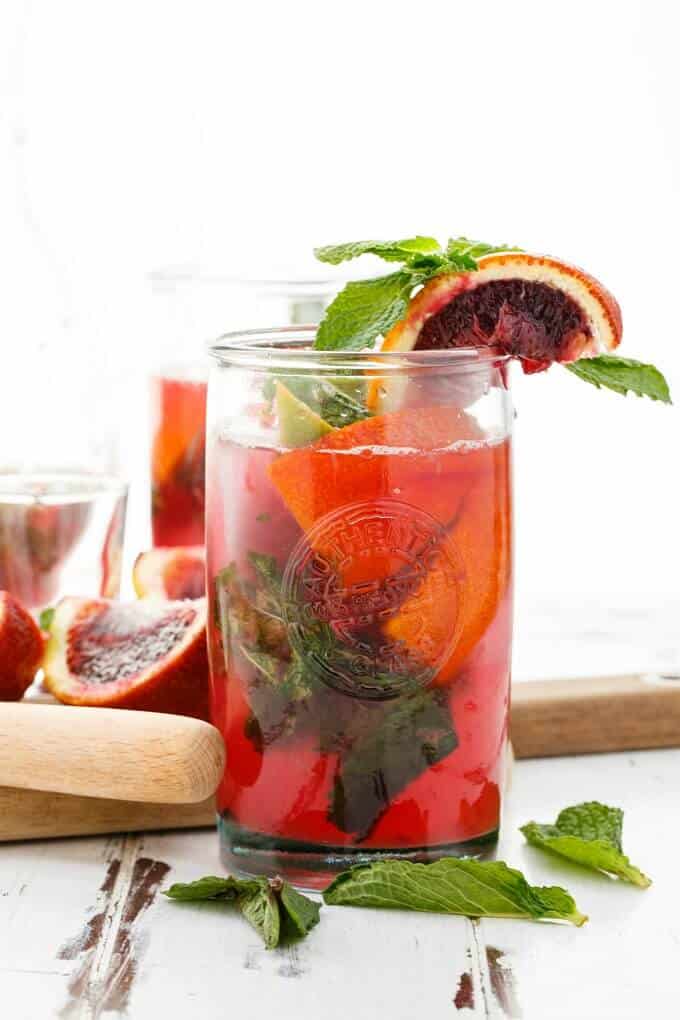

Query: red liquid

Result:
[207,406,512,882]
[150,375,207,547]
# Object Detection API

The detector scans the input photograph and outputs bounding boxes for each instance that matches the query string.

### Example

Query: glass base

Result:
[217,814,500,891]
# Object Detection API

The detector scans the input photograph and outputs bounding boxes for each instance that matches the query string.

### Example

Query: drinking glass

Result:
[0,345,128,610]
[150,279,338,548]
[206,327,513,888]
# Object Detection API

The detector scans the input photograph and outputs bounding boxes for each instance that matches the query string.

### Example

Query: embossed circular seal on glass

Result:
[281,498,466,700]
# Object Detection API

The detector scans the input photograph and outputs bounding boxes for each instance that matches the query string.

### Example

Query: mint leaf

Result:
[314,271,415,351]
[164,875,256,902]
[323,859,587,926]
[277,375,372,429]
[521,801,651,888]
[314,237,441,265]
[445,236,520,262]
[329,689,456,838]
[164,875,321,948]
[565,355,671,403]
[278,881,322,939]
[39,607,55,631]
[239,883,281,949]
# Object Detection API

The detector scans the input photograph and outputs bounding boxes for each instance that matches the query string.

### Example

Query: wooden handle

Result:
[0,787,216,842]
[0,704,225,803]
[511,673,680,758]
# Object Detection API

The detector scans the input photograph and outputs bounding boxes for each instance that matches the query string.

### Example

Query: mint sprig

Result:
[315,236,441,265]
[521,801,651,888]
[314,271,416,351]
[323,858,587,926]
[164,874,321,949]
[313,235,671,405]
[566,355,671,403]
[313,235,517,351]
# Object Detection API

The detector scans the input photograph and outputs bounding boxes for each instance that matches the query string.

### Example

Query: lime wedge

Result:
[275,381,335,448]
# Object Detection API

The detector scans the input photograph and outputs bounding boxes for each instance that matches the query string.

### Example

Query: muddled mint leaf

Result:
[314,271,415,351]
[277,375,372,429]
[164,875,321,948]
[314,237,441,265]
[521,801,651,888]
[565,355,671,403]
[39,607,55,631]
[323,859,587,926]
[329,688,456,838]
[248,550,283,595]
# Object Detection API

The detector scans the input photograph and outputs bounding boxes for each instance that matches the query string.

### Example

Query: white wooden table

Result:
[2,597,678,1020]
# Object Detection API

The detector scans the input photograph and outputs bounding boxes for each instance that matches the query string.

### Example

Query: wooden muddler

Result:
[0,704,225,804]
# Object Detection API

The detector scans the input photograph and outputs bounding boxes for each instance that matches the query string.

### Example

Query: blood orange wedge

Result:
[383,437,512,686]
[133,546,206,600]
[43,596,210,720]
[269,405,485,532]
[268,405,489,590]
[367,252,622,411]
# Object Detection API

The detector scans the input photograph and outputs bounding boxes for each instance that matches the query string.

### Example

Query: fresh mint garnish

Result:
[314,271,416,352]
[521,801,651,888]
[313,235,516,352]
[565,355,671,403]
[312,235,670,406]
[323,858,587,926]
[315,237,442,265]
[164,874,321,949]
[39,607,55,631]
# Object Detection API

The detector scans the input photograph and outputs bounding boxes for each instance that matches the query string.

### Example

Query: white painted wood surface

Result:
[1,601,678,1019]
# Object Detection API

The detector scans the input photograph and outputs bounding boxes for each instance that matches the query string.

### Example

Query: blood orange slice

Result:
[44,596,210,719]
[133,547,206,600]
[368,253,622,411]
[383,438,512,686]
[268,405,486,536]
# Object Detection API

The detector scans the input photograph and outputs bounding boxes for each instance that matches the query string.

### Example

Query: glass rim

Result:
[208,326,510,373]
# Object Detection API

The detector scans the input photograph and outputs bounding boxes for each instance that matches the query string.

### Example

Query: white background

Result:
[1,0,678,651]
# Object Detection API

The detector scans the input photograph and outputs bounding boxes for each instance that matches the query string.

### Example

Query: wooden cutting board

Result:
[2,672,679,842]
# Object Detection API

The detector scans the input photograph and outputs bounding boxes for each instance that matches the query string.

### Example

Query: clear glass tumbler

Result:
[0,342,128,609]
[206,328,513,888]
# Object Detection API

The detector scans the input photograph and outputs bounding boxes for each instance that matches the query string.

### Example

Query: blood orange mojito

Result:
[207,330,512,885]
[150,372,207,547]
[206,235,668,886]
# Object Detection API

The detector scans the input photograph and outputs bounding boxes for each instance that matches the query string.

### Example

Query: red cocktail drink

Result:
[150,373,207,547]
[206,330,512,887]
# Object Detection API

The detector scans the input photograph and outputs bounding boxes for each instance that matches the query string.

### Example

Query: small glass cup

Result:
[206,327,513,888]
[0,348,128,609]
[0,473,127,609]
[150,278,339,548]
